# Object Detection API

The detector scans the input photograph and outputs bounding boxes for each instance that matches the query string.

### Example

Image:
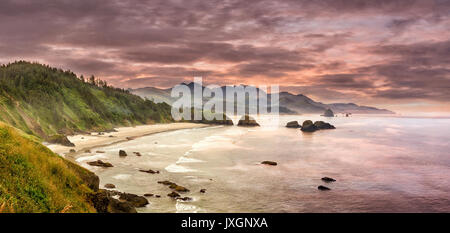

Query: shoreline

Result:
[45,123,211,162]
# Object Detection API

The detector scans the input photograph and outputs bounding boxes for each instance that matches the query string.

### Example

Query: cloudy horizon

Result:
[1,0,449,114]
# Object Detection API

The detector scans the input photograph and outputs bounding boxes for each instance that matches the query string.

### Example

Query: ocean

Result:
[76,115,450,212]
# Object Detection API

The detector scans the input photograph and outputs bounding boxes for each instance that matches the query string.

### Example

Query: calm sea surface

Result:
[76,115,450,212]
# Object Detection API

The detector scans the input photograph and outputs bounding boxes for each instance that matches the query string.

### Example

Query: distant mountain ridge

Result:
[131,83,394,115]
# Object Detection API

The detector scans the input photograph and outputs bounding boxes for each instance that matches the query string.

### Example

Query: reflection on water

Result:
[77,115,450,212]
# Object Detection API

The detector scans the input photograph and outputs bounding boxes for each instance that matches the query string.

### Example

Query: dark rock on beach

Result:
[261,161,278,166]
[321,177,336,182]
[144,193,154,197]
[158,180,175,186]
[69,149,76,153]
[314,121,336,129]
[168,191,181,198]
[318,185,331,191]
[286,121,301,128]
[104,183,116,189]
[301,120,318,132]
[48,134,75,147]
[115,192,149,207]
[133,152,142,156]
[237,115,260,127]
[176,197,193,201]
[200,189,207,193]
[89,189,137,213]
[158,180,189,192]
[139,169,159,174]
[119,150,127,157]
[87,160,113,168]
[169,183,190,192]
[301,120,336,132]
[96,150,105,153]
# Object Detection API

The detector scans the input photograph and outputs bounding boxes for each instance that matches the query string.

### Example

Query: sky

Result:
[1,0,449,114]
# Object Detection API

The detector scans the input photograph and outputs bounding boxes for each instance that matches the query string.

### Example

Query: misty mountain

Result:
[131,83,394,115]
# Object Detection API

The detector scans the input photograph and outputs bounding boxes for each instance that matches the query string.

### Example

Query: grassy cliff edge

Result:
[0,122,98,213]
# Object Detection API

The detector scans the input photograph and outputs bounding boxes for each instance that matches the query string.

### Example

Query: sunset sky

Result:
[1,0,449,114]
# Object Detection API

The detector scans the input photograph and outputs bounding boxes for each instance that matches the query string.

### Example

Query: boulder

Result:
[168,191,181,198]
[155,195,161,198]
[139,169,159,174]
[144,193,154,197]
[286,121,301,128]
[133,152,142,156]
[69,149,76,153]
[87,160,113,168]
[176,197,193,201]
[158,180,175,186]
[169,183,190,192]
[323,108,334,117]
[237,115,260,127]
[48,134,75,147]
[116,192,149,207]
[314,121,336,129]
[261,161,277,166]
[318,185,331,191]
[200,189,207,193]
[119,150,127,157]
[85,149,91,153]
[104,183,116,189]
[89,189,137,213]
[96,150,105,153]
[300,120,318,132]
[321,177,336,182]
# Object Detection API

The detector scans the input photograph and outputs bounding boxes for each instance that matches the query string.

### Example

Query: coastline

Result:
[45,122,210,162]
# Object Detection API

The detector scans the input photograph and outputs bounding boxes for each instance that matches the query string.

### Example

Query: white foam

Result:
[176,157,204,164]
[112,174,132,180]
[176,202,203,213]
[165,164,198,173]
[76,154,108,163]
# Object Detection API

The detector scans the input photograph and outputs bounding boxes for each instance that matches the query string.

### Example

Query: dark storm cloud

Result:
[1,0,450,107]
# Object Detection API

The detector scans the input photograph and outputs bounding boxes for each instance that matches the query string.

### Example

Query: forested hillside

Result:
[0,61,173,140]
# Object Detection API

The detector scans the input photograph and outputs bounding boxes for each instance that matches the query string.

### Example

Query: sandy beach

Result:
[45,123,208,160]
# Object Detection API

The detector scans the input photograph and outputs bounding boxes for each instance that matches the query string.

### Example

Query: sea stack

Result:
[323,108,334,117]
[237,115,260,127]
[300,120,318,132]
[286,121,301,128]
[314,121,336,129]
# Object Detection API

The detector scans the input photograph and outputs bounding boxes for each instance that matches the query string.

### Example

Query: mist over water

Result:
[77,115,450,212]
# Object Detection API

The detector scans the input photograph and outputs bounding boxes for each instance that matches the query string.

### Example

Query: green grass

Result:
[0,123,97,213]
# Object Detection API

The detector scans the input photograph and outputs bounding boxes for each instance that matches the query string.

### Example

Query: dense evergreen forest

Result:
[0,61,173,140]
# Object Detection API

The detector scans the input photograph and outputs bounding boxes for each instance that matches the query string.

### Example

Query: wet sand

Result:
[45,123,208,160]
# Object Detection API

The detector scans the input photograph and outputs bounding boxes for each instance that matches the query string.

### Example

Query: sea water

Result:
[76,115,450,212]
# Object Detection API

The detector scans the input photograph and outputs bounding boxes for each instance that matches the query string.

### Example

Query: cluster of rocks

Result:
[157,180,200,202]
[285,120,336,132]
[317,177,336,191]
[90,189,149,213]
